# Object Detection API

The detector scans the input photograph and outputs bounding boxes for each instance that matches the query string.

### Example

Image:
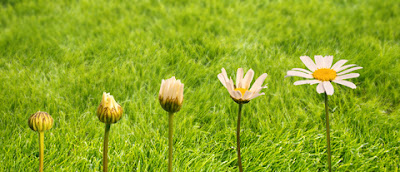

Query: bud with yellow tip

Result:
[97,92,123,172]
[97,92,123,124]
[28,111,53,172]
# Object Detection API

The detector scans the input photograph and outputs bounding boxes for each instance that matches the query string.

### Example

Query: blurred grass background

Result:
[0,0,399,171]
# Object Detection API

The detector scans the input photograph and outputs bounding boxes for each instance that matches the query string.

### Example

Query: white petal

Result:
[293,80,321,85]
[300,56,318,72]
[227,82,237,98]
[221,68,229,81]
[291,68,312,74]
[314,55,324,69]
[286,71,313,78]
[336,73,360,80]
[233,90,242,99]
[316,82,325,94]
[224,78,234,98]
[243,91,252,100]
[251,87,263,95]
[323,56,333,68]
[218,74,227,88]
[242,69,254,89]
[227,78,235,93]
[249,92,265,100]
[236,68,244,88]
[333,79,356,89]
[336,64,357,72]
[331,60,348,71]
[323,81,334,95]
[250,73,267,92]
[337,67,363,76]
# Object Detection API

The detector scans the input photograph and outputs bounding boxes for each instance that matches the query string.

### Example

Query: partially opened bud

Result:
[159,76,184,113]
[97,92,123,124]
[28,111,54,132]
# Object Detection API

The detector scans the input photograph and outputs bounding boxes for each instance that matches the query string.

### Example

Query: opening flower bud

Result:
[159,76,184,113]
[97,92,123,124]
[28,111,54,132]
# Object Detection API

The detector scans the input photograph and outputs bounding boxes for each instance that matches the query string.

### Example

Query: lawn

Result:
[0,0,399,171]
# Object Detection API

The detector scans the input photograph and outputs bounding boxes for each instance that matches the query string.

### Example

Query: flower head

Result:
[159,76,184,113]
[28,111,54,132]
[97,92,123,124]
[218,68,268,104]
[286,55,362,95]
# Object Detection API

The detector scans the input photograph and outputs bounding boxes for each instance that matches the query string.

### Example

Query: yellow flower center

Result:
[312,68,337,81]
[234,88,248,97]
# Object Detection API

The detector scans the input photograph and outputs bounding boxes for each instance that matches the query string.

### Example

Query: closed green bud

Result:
[28,111,54,132]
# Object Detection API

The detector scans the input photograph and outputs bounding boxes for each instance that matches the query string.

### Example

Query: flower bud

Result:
[159,76,184,113]
[28,111,54,132]
[97,92,123,124]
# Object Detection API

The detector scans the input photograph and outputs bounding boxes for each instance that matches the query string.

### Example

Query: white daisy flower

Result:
[286,55,362,95]
[218,68,267,104]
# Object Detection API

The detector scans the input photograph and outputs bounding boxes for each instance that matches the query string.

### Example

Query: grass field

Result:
[1,0,400,171]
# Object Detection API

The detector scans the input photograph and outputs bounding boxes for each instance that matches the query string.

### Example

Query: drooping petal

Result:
[323,81,334,95]
[236,68,244,88]
[242,69,254,89]
[250,73,267,92]
[314,55,324,69]
[331,60,348,71]
[251,85,265,95]
[221,68,229,82]
[336,64,357,72]
[323,56,333,68]
[336,73,360,80]
[217,74,227,88]
[291,68,312,74]
[232,90,242,99]
[293,80,321,85]
[286,71,313,78]
[316,82,325,94]
[249,92,265,100]
[337,67,363,76]
[243,91,253,100]
[333,79,356,89]
[227,78,235,93]
[300,56,318,72]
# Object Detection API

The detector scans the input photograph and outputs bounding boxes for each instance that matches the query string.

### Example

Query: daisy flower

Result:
[286,55,362,172]
[217,68,268,104]
[285,55,362,95]
[217,67,267,172]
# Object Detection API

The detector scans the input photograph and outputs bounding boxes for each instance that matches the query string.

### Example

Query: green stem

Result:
[325,93,332,172]
[168,112,174,172]
[103,123,111,172]
[39,132,44,172]
[237,104,243,172]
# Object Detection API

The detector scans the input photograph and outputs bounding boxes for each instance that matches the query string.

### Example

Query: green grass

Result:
[1,0,400,171]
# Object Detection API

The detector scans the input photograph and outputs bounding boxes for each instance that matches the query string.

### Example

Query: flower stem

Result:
[325,93,332,172]
[39,131,44,172]
[168,112,174,172]
[237,104,243,172]
[103,123,111,172]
